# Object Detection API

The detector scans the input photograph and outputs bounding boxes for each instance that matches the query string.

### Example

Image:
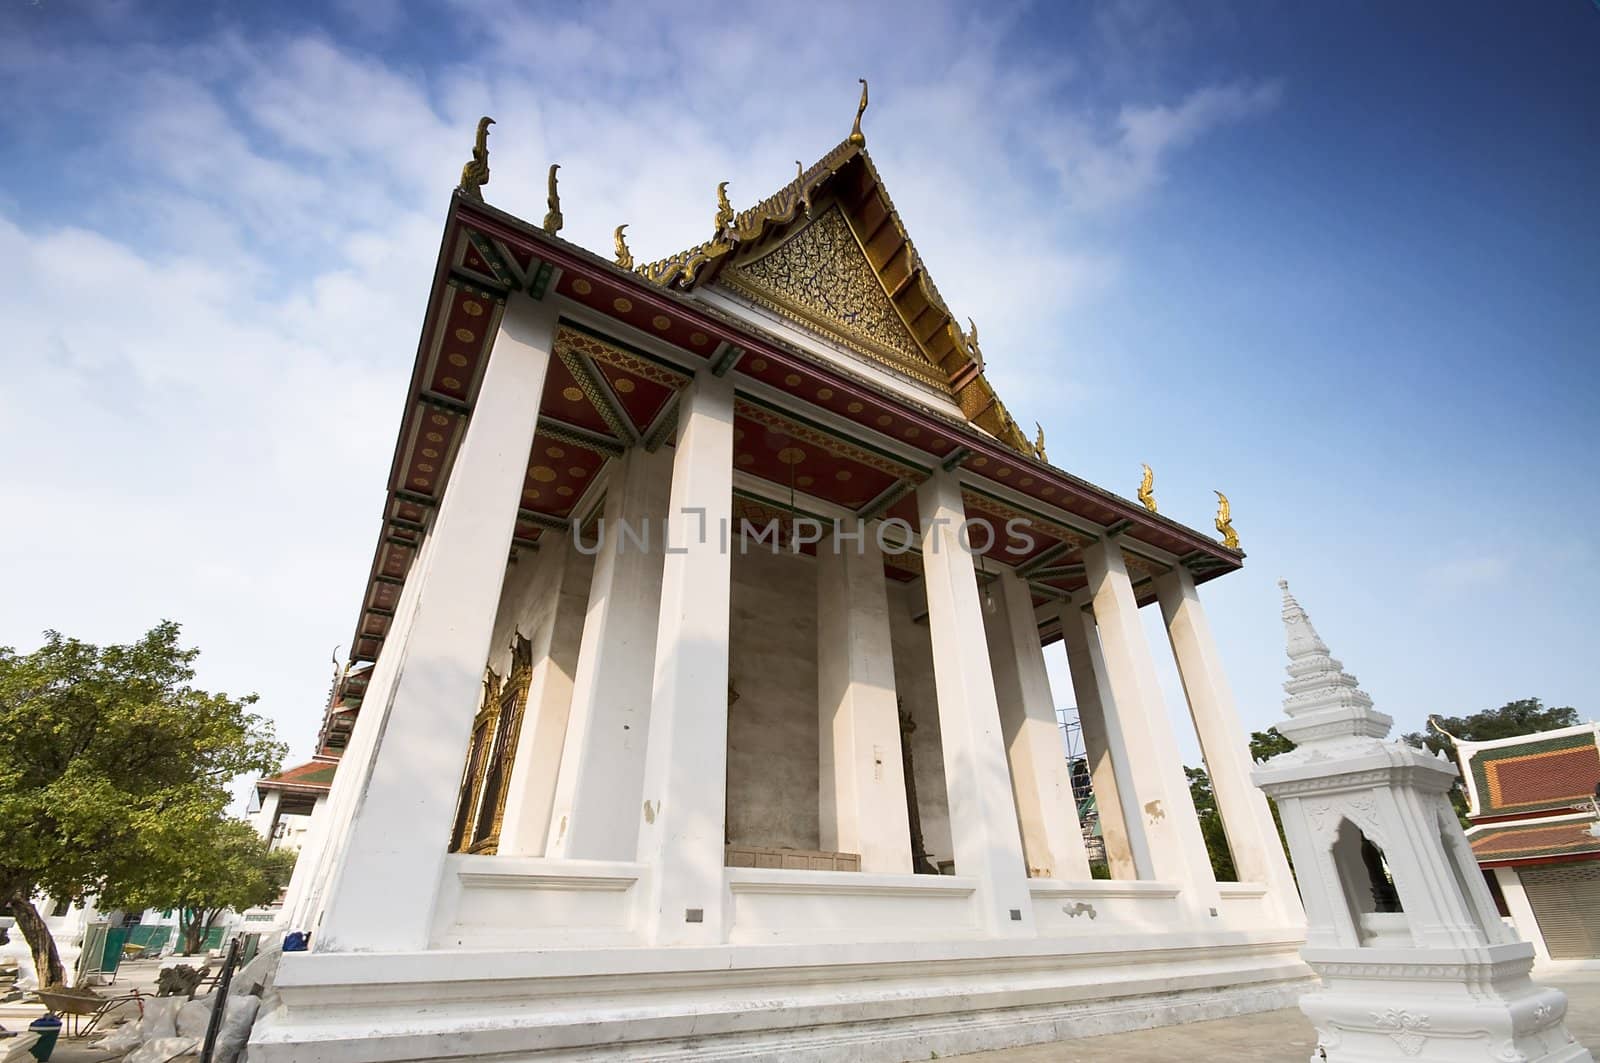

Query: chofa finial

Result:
[1032,423,1048,463]
[458,116,494,201]
[796,160,812,215]
[849,78,869,147]
[715,181,734,232]
[1138,464,1157,513]
[1214,490,1239,549]
[543,164,563,234]
[614,224,633,270]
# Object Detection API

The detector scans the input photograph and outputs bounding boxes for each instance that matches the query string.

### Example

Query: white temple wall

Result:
[726,546,820,851]
[887,579,954,869]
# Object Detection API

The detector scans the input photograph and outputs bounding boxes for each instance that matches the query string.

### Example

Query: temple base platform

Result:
[251,927,1310,1061]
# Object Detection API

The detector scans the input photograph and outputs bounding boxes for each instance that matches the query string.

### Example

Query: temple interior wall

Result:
[485,543,595,683]
[727,546,820,850]
[887,580,954,869]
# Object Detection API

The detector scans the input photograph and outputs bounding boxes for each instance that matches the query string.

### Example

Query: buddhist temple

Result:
[253,89,1309,1061]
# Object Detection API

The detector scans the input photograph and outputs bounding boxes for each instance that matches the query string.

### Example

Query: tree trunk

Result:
[7,892,65,987]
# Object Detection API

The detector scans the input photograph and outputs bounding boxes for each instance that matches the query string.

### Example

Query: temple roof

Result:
[258,756,338,796]
[637,139,1031,453]
[1456,723,1600,821]
[1468,817,1600,867]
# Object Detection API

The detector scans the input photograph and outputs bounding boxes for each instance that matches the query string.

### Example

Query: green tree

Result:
[0,623,282,984]
[105,816,296,955]
[1402,698,1580,755]
[1250,727,1295,761]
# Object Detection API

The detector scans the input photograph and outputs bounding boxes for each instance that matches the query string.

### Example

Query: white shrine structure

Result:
[253,97,1311,1060]
[1254,582,1589,1063]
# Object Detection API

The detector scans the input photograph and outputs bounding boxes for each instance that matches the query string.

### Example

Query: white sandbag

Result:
[175,992,215,1039]
[141,995,183,1041]
[93,1018,143,1052]
[231,941,280,997]
[126,1036,199,1063]
[214,993,261,1063]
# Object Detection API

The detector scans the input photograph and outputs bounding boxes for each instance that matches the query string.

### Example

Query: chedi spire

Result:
[1275,579,1392,748]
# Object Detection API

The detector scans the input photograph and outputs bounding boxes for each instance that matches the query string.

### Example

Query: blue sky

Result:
[1,1,1595,784]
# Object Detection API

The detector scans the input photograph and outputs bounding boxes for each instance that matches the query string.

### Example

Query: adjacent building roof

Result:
[1468,817,1600,868]
[1457,723,1600,867]
[1457,724,1600,820]
[257,757,338,797]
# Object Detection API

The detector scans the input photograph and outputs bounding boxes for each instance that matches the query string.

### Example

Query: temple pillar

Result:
[634,370,735,946]
[915,468,1033,935]
[817,533,912,873]
[253,788,282,842]
[985,568,1090,880]
[1082,538,1220,914]
[314,295,555,952]
[545,446,673,859]
[1055,598,1149,879]
[1156,565,1303,919]
[494,534,593,856]
[1493,867,1553,964]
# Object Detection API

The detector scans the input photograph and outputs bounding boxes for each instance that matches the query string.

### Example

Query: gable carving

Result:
[723,205,943,388]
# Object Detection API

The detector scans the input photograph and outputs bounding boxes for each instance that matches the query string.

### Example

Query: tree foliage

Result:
[104,817,296,954]
[0,622,283,980]
[1401,698,1580,756]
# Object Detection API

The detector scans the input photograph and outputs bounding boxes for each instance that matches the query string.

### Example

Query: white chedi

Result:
[1252,581,1590,1063]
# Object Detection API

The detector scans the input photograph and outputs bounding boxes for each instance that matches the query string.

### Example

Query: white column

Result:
[294,520,442,933]
[1493,866,1552,964]
[1083,538,1220,914]
[634,370,735,945]
[545,447,673,859]
[314,295,555,952]
[915,468,1034,935]
[279,793,328,923]
[1157,566,1303,921]
[495,534,592,856]
[817,533,912,873]
[986,568,1090,880]
[1056,598,1151,879]
[253,788,282,842]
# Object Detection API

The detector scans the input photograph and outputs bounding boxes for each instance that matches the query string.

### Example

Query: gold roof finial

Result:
[962,317,984,367]
[1032,422,1048,463]
[715,181,734,232]
[848,78,869,147]
[1214,490,1239,549]
[458,116,494,201]
[796,160,812,215]
[1138,464,1157,513]
[613,224,634,270]
[543,163,563,234]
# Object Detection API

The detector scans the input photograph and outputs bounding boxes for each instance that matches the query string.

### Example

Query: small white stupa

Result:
[1253,580,1590,1063]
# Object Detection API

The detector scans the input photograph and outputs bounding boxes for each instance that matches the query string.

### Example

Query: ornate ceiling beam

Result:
[536,416,625,459]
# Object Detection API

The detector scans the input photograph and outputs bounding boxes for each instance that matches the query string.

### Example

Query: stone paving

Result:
[955,969,1600,1062]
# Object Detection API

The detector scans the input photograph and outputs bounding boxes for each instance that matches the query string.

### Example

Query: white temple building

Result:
[253,97,1311,1061]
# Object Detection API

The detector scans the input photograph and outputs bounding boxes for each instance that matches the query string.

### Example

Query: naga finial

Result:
[962,317,983,365]
[543,163,563,234]
[613,224,633,270]
[848,78,869,147]
[1214,490,1239,549]
[1032,422,1048,463]
[715,181,734,232]
[458,116,494,201]
[1138,464,1157,513]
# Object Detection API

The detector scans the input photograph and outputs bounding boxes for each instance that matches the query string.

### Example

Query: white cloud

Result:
[1040,80,1282,211]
